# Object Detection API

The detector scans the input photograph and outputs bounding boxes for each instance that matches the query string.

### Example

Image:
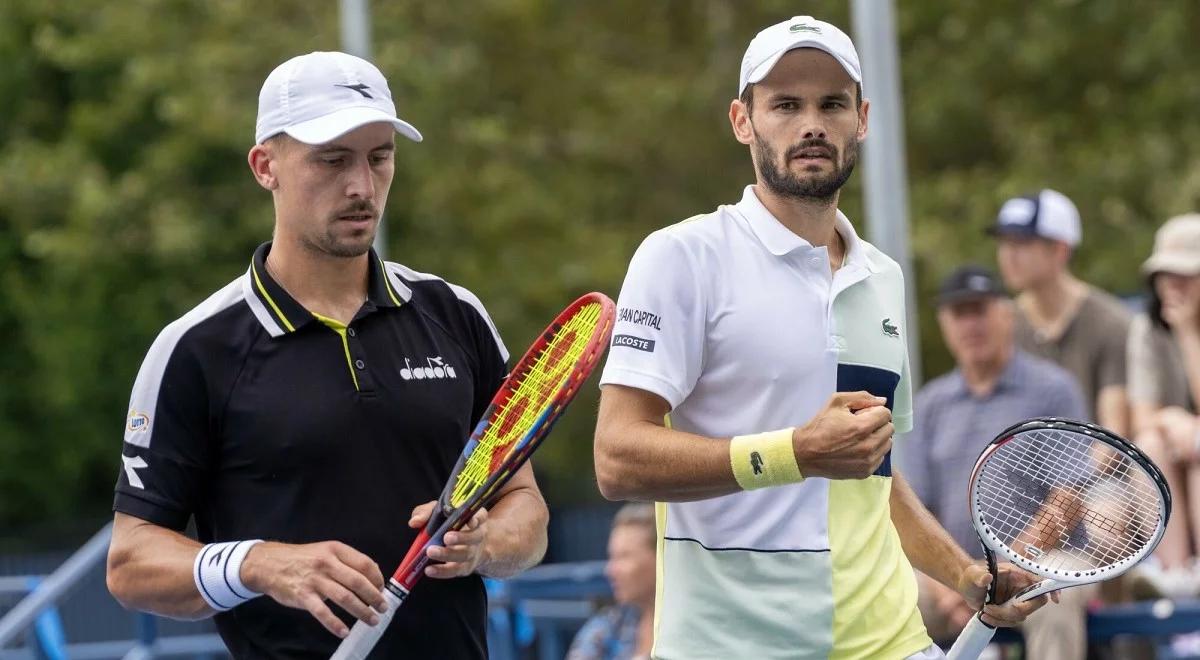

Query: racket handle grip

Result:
[945,613,997,660]
[328,583,406,660]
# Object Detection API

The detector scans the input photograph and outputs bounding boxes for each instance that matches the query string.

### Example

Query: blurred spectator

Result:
[566,503,656,660]
[991,189,1132,438]
[898,265,1090,659]
[1127,214,1200,597]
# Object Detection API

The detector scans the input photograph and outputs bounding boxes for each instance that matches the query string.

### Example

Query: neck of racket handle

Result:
[945,613,996,660]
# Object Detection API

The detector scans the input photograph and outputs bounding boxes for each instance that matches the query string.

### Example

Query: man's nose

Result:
[345,159,375,199]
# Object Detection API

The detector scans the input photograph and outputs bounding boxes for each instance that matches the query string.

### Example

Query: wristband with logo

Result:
[730,428,803,490]
[194,539,263,611]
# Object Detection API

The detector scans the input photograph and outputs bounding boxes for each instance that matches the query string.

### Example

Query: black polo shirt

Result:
[114,242,508,659]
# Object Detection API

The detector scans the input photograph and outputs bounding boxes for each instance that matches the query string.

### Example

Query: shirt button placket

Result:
[347,325,375,393]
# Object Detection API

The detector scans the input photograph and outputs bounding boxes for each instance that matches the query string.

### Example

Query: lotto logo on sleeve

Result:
[127,411,150,432]
[612,334,656,352]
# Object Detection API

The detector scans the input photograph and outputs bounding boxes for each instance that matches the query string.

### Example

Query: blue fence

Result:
[3,506,1200,659]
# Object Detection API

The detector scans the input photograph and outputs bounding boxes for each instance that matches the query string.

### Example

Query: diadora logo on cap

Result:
[335,83,374,99]
[882,318,900,338]
[127,411,150,432]
[401,356,457,380]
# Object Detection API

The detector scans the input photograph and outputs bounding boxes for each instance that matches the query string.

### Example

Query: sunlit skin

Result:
[938,297,1013,366]
[995,235,1065,293]
[250,122,396,261]
[1156,271,1200,332]
[731,49,867,203]
[604,525,656,607]
[936,297,1015,395]
[997,231,1132,438]
[603,523,656,658]
[728,48,868,267]
[246,122,397,324]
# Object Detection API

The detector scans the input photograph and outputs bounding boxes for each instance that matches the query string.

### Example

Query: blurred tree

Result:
[0,0,1197,542]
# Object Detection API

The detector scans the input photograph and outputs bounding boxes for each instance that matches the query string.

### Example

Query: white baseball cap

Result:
[1142,214,1200,277]
[988,189,1082,247]
[738,16,862,96]
[255,51,423,145]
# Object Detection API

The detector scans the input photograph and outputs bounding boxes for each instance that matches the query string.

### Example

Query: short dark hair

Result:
[739,81,864,115]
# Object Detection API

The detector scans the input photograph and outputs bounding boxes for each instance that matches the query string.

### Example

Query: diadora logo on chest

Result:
[400,356,457,380]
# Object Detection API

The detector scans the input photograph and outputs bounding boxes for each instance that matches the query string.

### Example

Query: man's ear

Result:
[248,143,279,190]
[857,98,870,142]
[730,99,755,146]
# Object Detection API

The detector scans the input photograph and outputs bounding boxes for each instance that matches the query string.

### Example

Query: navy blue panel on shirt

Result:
[837,363,901,477]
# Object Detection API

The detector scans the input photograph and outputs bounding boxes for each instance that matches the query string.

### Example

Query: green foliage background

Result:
[2,1,1198,543]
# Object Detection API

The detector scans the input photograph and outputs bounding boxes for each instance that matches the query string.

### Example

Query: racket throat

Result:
[384,579,410,603]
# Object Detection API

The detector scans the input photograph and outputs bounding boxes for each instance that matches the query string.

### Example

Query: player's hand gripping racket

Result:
[946,417,1171,660]
[329,292,615,660]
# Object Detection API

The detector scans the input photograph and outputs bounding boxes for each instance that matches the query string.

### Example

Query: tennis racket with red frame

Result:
[329,292,616,660]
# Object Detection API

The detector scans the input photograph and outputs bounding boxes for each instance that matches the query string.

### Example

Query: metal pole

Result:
[850,0,922,387]
[339,0,386,258]
[0,524,113,646]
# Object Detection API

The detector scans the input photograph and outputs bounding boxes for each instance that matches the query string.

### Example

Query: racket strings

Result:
[975,429,1164,574]
[449,303,603,506]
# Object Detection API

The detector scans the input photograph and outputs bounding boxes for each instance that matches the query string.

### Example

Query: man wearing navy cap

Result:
[991,189,1132,438]
[898,265,1089,660]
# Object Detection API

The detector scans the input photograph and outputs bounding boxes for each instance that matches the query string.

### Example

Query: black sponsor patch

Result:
[612,334,656,352]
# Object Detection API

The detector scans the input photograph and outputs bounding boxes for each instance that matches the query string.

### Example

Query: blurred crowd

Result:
[898,191,1200,659]
[570,194,1200,660]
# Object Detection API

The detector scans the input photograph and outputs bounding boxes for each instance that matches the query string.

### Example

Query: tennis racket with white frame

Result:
[946,417,1171,660]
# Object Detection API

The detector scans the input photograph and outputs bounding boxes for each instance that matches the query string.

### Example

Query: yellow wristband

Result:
[730,428,803,490]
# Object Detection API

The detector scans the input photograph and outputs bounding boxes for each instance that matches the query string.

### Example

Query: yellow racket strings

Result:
[449,302,602,506]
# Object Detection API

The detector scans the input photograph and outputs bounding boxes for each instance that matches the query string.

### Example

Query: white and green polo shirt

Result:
[599,186,930,659]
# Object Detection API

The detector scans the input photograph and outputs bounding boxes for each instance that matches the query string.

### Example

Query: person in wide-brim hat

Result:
[1126,213,1200,598]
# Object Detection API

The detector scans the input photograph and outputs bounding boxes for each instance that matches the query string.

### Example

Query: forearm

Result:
[890,472,973,590]
[596,416,738,502]
[477,479,549,578]
[1096,386,1131,438]
[106,513,213,619]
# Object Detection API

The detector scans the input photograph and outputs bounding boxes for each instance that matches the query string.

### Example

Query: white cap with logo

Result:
[255,51,423,145]
[989,189,1082,247]
[738,16,862,96]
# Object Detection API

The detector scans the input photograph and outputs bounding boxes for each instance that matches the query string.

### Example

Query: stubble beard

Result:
[304,202,380,258]
[754,130,859,203]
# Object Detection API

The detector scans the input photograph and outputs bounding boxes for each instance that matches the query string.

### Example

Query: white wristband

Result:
[194,540,263,611]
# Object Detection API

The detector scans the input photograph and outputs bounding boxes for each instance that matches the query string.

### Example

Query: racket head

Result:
[440,292,614,512]
[967,417,1171,586]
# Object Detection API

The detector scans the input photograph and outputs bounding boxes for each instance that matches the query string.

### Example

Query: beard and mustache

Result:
[753,130,859,203]
[302,200,382,259]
